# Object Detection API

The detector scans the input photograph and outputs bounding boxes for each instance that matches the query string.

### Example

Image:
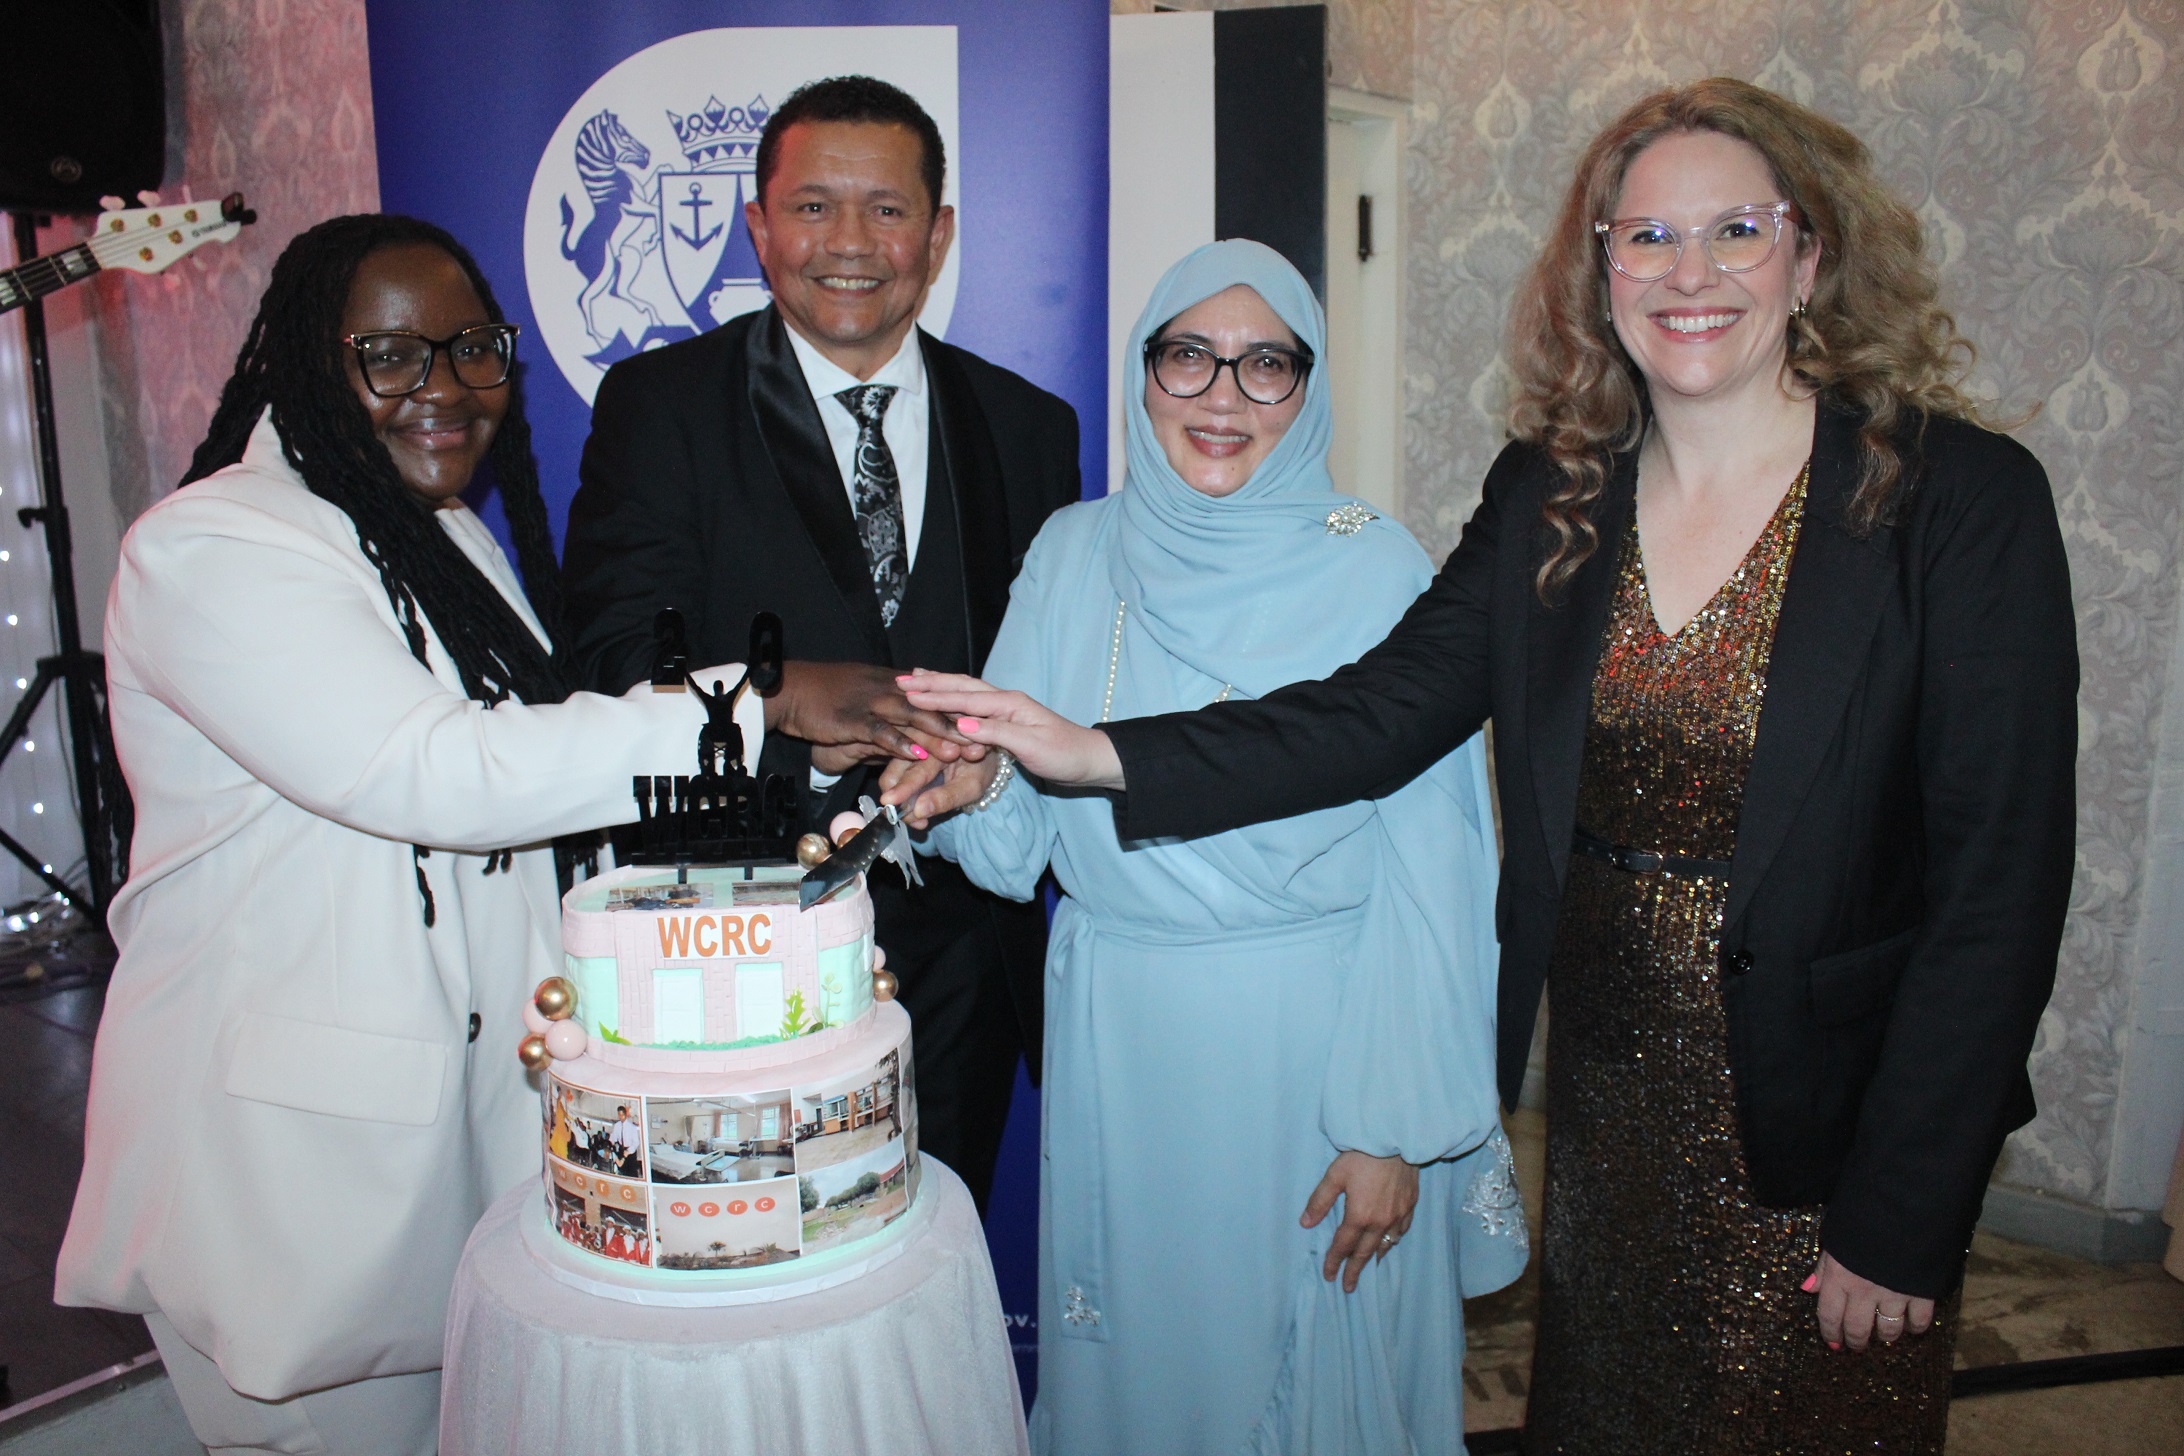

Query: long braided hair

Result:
[186,214,581,916]
[186,213,568,705]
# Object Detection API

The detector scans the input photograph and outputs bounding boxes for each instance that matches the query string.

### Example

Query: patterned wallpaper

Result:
[1114,0,1416,98]
[43,0,379,522]
[1401,0,2184,1209]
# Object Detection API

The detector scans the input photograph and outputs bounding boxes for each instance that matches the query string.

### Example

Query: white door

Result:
[1324,90,1407,517]
[652,966,705,1044]
[735,962,785,1042]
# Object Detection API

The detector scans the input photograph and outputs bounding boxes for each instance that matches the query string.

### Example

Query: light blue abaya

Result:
[925,241,1525,1455]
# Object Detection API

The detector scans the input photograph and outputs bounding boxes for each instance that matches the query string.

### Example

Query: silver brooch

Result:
[1062,1285,1102,1327]
[1325,503,1379,536]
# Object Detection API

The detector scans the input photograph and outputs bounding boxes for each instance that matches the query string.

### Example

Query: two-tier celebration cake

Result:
[512,615,923,1294]
[527,861,917,1279]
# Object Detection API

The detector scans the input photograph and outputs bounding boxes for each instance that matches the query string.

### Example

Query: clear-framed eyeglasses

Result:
[341,323,521,398]
[1145,338,1313,406]
[1593,202,1799,283]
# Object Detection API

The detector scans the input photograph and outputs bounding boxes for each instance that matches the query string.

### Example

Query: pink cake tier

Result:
[529,862,920,1278]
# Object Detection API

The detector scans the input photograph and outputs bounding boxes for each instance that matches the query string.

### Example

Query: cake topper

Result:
[624,611,799,868]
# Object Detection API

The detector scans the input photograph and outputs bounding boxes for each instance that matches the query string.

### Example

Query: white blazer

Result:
[55,414,763,1399]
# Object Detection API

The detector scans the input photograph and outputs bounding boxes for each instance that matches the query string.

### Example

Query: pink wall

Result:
[41,0,379,517]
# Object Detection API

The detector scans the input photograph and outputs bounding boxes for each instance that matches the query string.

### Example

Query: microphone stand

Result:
[0,211,130,917]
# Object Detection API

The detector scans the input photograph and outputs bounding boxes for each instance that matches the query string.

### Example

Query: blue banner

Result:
[364,0,1108,542]
[365,0,1109,1397]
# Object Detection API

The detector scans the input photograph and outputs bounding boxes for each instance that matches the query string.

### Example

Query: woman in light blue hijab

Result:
[906,240,1522,1454]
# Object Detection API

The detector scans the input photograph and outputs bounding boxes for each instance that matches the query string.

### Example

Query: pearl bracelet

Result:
[970,749,1017,812]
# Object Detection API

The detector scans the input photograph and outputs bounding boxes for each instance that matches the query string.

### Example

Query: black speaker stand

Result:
[0,211,129,916]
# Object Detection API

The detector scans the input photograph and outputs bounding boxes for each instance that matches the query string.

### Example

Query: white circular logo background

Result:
[524,26,961,405]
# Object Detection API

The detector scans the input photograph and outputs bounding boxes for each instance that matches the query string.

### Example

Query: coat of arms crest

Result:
[523,28,961,405]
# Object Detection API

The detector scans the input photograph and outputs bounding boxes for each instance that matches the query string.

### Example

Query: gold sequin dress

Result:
[1522,471,1957,1454]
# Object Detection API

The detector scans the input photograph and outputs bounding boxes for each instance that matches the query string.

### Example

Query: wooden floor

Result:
[1464,1107,2184,1452]
[0,983,153,1411]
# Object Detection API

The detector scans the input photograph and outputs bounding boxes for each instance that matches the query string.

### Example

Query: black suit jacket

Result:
[561,307,1081,1055]
[1104,401,2077,1297]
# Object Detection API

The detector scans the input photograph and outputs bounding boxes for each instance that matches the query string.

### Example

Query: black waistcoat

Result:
[884,414,973,674]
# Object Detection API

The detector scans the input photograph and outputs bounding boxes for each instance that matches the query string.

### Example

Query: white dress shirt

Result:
[784,322,929,570]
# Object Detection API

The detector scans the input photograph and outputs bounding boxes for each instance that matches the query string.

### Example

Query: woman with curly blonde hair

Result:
[890,76,2078,1453]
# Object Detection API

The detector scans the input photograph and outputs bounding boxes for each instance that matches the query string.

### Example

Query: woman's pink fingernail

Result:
[910,745,928,761]
[1801,1273,1818,1293]
[1827,1342,1840,1352]
[957,717,981,734]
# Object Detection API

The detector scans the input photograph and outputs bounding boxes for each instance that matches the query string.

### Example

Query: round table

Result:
[439,1159,1028,1455]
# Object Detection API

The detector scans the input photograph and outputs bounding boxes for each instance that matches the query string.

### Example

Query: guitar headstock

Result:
[87,193,253,277]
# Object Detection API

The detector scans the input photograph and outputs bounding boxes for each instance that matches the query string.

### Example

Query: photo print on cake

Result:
[800,1132,913,1255]
[792,1047,903,1172]
[604,879,714,912]
[548,1082,649,1180]
[647,1091,796,1184]
[548,1160,654,1268]
[728,878,800,907]
[655,1174,802,1269]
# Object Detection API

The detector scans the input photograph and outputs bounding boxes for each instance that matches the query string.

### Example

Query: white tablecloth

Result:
[440,1160,1028,1455]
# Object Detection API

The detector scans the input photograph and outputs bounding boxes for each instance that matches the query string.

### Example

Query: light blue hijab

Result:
[1111,239,1422,697]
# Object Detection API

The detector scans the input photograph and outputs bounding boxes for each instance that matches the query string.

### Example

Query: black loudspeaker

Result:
[0,1,166,214]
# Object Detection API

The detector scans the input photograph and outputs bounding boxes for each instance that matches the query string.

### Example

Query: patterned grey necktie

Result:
[835,383,908,627]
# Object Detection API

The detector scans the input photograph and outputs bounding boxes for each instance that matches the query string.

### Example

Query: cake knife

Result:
[798,805,903,909]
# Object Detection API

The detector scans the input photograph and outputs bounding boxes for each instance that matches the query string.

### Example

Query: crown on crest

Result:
[670,96,770,172]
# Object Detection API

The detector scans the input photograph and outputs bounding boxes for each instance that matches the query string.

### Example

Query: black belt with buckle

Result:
[1572,827,1732,879]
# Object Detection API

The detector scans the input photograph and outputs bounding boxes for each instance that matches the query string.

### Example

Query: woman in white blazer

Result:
[52,215,901,1454]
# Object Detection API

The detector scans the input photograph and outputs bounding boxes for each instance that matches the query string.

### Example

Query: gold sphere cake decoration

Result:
[533,976,575,1021]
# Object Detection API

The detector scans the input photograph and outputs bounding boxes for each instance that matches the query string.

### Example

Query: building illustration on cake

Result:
[524,861,919,1276]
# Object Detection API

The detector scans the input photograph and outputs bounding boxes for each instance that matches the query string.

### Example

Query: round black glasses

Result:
[1145,338,1313,406]
[342,323,521,398]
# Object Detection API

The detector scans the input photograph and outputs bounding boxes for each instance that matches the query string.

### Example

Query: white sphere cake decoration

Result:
[543,1019,589,1061]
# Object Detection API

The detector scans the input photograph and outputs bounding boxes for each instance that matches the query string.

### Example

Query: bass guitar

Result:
[0,193,255,315]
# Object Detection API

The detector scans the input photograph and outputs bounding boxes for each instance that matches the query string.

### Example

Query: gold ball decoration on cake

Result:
[872,969,899,1002]
[517,1033,552,1070]
[533,976,576,1021]
[796,832,833,868]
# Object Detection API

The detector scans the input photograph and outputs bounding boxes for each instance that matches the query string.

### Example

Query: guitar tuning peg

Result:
[136,190,162,206]
[98,196,126,212]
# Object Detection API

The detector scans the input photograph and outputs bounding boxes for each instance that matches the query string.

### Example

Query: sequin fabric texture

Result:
[1522,469,1957,1454]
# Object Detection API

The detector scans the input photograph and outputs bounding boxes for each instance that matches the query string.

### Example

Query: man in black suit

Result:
[561,76,1080,1210]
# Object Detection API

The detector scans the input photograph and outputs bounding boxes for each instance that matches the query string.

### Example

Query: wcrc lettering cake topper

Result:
[625,610,799,869]
[522,26,962,404]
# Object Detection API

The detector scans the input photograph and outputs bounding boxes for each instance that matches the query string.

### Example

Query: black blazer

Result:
[562,306,1080,715]
[1104,400,2077,1297]
[560,307,1081,1055]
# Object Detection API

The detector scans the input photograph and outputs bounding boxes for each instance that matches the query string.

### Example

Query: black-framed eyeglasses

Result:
[1593,202,1798,283]
[341,323,521,398]
[1145,338,1313,406]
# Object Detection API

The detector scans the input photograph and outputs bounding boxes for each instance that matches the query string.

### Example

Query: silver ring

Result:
[1379,1232,1398,1246]
[1875,1313,1904,1324]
